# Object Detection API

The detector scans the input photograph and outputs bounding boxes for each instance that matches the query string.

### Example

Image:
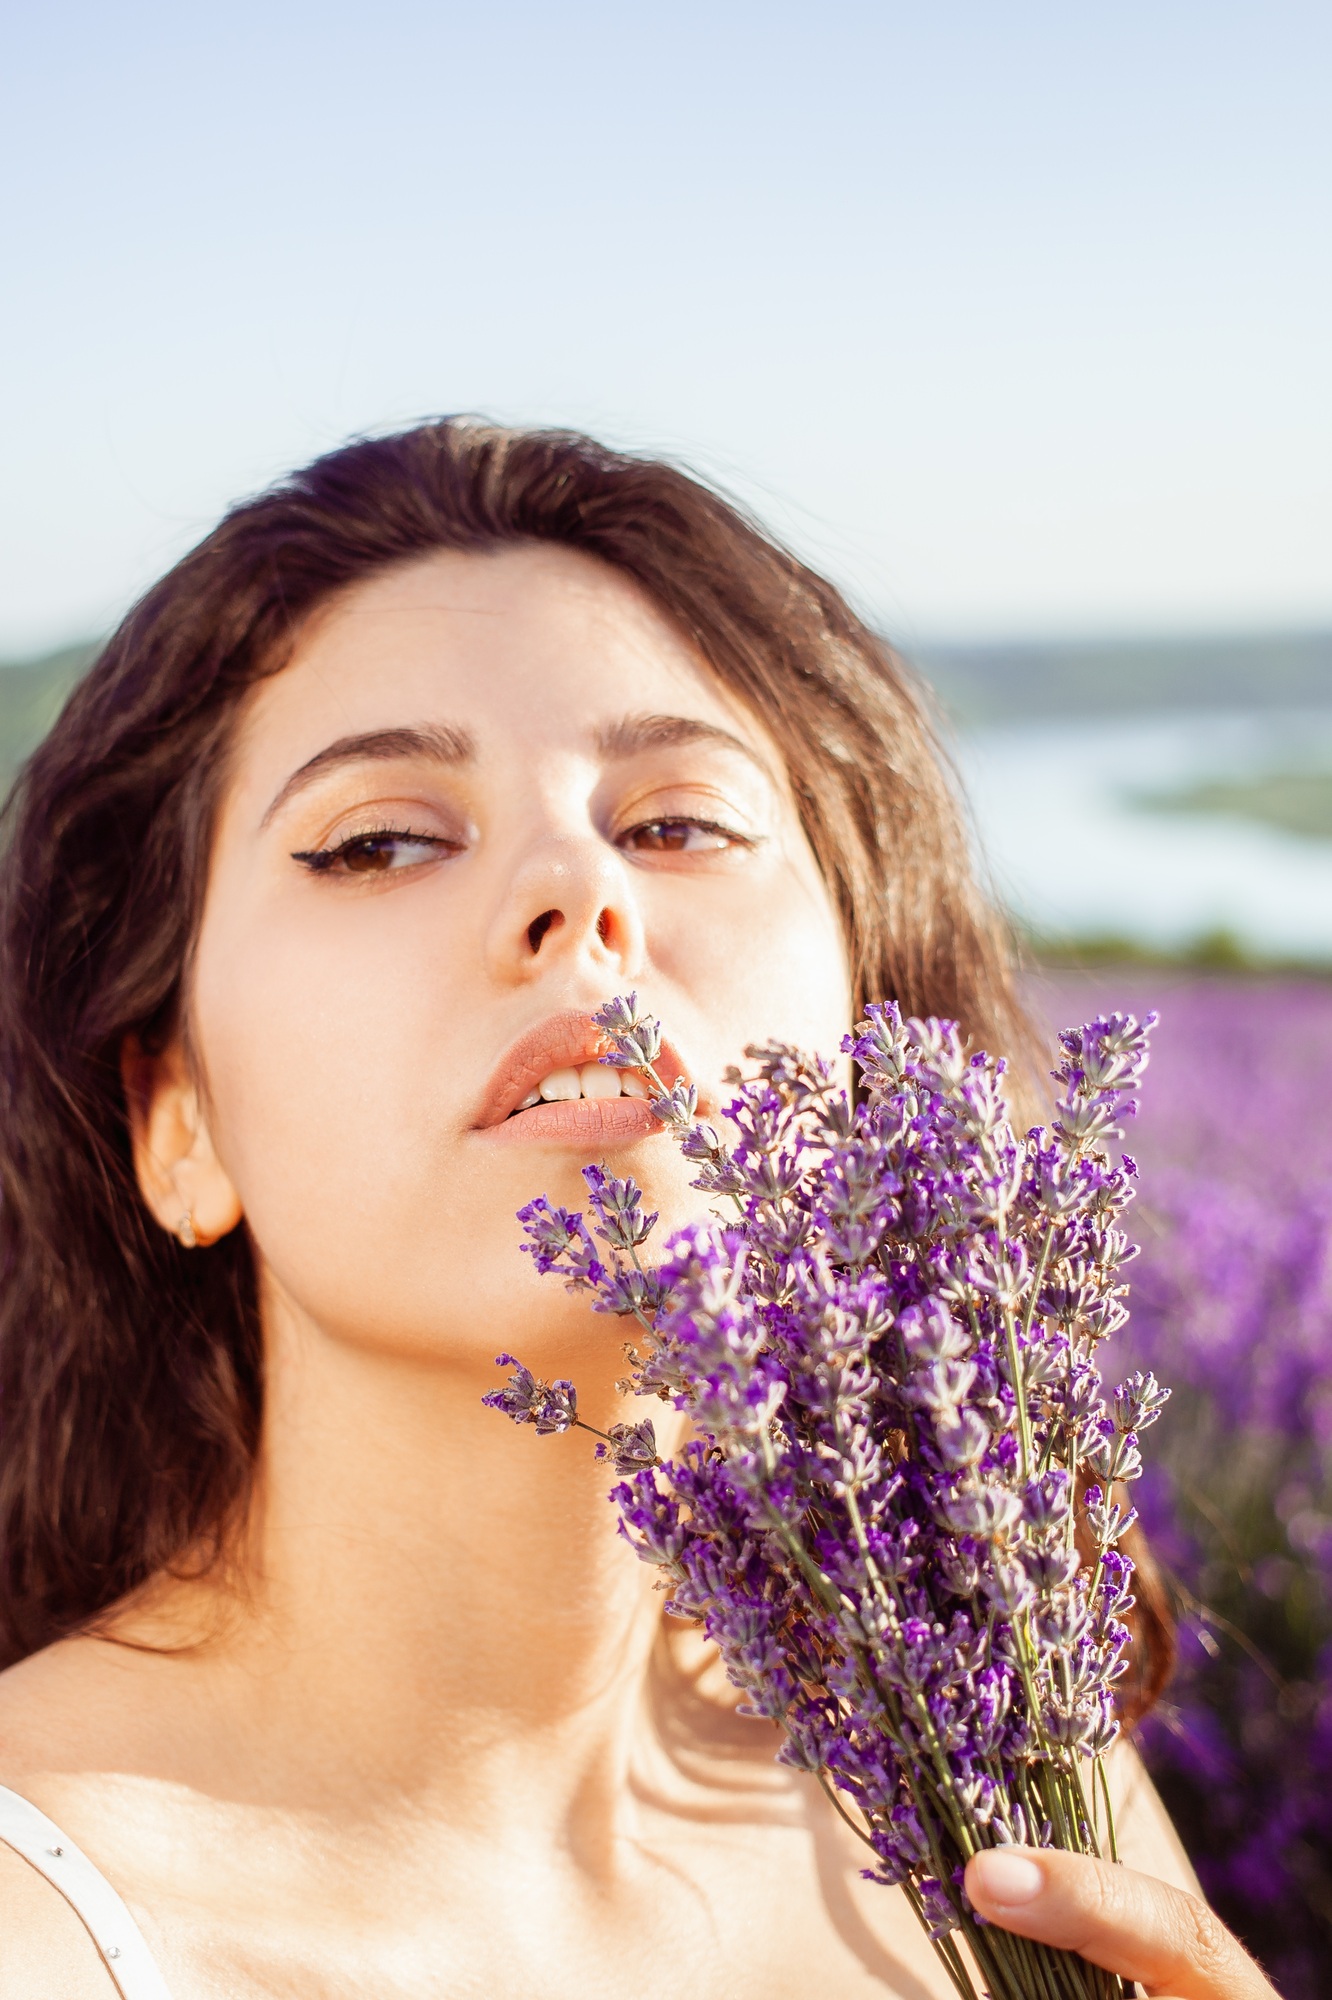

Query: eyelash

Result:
[291,826,458,875]
[290,813,753,877]
[617,815,752,854]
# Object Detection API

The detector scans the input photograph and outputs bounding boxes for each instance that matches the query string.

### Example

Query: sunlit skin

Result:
[0,547,1219,1998]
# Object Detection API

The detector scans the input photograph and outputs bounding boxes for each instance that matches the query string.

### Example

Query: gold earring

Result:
[176,1212,198,1249]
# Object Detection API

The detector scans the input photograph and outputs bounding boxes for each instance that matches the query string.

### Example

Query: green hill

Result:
[1137,770,1332,842]
[913,628,1332,724]
[0,640,100,793]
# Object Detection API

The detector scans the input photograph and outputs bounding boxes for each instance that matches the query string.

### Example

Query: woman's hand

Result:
[964,1846,1278,1999]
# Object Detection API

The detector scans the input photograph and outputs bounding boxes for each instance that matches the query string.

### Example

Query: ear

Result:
[121,1033,244,1248]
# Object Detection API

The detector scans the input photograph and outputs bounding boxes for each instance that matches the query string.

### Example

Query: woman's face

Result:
[185,545,852,1374]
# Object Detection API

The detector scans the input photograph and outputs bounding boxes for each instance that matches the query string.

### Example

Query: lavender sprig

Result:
[487,994,1162,2000]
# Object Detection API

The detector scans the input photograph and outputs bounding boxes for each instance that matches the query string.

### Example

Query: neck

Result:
[133,1288,671,1830]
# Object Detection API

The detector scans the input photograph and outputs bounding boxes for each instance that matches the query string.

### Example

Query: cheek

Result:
[765,863,853,1044]
[659,847,852,1066]
[188,901,471,1314]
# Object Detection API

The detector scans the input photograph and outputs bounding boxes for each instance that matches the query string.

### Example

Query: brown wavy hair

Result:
[0,418,1172,1707]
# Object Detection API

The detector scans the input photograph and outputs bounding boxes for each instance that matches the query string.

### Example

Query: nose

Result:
[486,830,645,985]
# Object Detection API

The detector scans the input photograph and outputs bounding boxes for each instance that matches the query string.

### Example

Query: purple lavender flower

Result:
[592,991,663,1068]
[516,1197,605,1287]
[582,1164,658,1254]
[593,1418,661,1474]
[482,1354,578,1434]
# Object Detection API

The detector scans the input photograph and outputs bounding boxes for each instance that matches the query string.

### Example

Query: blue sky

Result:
[2,1,1328,654]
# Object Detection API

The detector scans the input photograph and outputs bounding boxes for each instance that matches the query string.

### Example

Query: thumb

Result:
[963,1847,1275,2000]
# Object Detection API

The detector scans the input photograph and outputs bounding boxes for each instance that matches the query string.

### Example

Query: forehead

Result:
[236,542,756,767]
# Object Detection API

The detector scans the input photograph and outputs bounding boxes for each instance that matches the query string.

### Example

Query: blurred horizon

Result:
[7,617,1331,714]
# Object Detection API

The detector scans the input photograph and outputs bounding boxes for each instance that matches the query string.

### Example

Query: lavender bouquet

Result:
[486,995,1163,2000]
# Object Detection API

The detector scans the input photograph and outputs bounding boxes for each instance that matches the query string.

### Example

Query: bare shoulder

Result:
[0,1640,153,1996]
[0,1839,120,1996]
[1105,1734,1201,1895]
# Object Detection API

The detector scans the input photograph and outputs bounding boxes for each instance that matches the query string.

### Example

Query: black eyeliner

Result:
[618,815,757,848]
[290,826,455,873]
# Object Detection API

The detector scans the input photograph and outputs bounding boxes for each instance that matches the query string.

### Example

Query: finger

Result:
[963,1846,1276,2000]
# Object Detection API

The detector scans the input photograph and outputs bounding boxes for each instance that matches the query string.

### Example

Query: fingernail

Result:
[972,1849,1045,1906]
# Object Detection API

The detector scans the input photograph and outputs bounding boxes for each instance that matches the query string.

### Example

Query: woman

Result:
[0,422,1274,1997]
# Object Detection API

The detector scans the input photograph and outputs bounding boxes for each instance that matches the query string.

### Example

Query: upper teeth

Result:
[517,1063,652,1109]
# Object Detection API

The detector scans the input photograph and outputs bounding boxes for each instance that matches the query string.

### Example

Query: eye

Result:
[619,817,748,854]
[292,828,458,875]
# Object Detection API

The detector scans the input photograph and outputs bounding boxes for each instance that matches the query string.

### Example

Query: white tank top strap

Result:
[0,1784,176,1999]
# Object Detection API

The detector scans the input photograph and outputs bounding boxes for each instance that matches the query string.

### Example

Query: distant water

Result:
[957,706,1332,960]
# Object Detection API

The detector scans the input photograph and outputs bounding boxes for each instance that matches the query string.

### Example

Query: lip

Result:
[470,1006,691,1139]
[478,1094,664,1146]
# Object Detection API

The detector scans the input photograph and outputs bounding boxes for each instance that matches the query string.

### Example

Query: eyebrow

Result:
[261,724,475,826]
[594,712,769,772]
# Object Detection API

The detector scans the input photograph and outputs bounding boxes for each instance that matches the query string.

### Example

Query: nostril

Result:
[596,909,612,946]
[528,909,558,953]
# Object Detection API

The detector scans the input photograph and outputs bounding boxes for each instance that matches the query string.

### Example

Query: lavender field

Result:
[1032,970,1332,1996]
